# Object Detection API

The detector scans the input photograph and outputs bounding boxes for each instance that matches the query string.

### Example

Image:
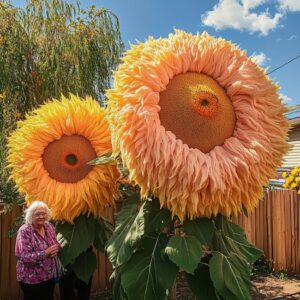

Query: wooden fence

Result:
[0,205,22,300]
[234,189,300,273]
[1,190,299,299]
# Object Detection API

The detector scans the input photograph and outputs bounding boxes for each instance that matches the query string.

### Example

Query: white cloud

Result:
[279,93,293,104]
[251,51,270,66]
[243,0,267,10]
[201,0,283,35]
[288,34,297,40]
[279,0,300,12]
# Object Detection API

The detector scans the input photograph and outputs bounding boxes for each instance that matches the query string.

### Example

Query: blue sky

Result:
[13,0,300,114]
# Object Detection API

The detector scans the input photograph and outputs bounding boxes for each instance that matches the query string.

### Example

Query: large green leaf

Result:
[213,216,262,263]
[230,222,246,236]
[121,235,178,300]
[144,199,172,235]
[106,195,172,267]
[106,192,140,267]
[228,222,263,263]
[224,235,263,264]
[186,256,220,300]
[212,229,230,255]
[165,235,202,274]
[214,215,233,236]
[72,250,97,284]
[57,215,95,266]
[146,209,172,234]
[94,218,114,252]
[209,251,251,300]
[110,268,127,300]
[183,218,214,246]
[125,200,155,246]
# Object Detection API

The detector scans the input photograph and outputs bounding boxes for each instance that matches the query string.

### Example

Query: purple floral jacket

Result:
[15,222,60,284]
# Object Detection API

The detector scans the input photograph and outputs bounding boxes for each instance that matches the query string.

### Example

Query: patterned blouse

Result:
[15,222,60,284]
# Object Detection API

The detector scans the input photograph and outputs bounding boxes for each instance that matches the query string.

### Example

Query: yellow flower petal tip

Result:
[107,30,289,221]
[7,94,119,222]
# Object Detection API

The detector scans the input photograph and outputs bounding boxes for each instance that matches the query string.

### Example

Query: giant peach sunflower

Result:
[7,95,119,222]
[107,30,289,221]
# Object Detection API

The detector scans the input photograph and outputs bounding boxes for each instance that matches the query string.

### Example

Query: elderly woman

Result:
[15,201,60,300]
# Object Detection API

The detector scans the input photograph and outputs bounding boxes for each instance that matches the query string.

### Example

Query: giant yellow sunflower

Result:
[107,30,289,221]
[7,95,119,222]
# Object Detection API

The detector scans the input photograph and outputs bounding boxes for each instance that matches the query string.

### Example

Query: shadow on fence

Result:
[0,190,299,299]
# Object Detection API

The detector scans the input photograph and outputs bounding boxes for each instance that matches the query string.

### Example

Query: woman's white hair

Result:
[24,201,51,224]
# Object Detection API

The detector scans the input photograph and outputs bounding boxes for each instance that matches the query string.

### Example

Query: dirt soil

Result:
[252,276,300,299]
[90,275,300,299]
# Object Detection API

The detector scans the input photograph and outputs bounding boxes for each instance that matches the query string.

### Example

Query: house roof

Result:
[289,117,300,127]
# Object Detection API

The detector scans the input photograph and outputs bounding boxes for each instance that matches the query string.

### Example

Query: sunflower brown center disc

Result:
[42,134,97,183]
[159,72,236,153]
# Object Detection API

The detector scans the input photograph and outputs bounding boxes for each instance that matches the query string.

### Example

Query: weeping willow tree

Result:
[0,0,124,208]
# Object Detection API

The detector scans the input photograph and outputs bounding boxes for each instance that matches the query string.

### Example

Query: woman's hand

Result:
[45,244,60,257]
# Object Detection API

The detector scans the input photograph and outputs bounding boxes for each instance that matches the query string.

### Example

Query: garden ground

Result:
[90,274,300,299]
[252,275,300,299]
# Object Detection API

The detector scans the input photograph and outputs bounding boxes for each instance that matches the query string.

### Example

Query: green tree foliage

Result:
[0,0,124,206]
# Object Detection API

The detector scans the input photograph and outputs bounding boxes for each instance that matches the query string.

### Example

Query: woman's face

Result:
[32,207,47,227]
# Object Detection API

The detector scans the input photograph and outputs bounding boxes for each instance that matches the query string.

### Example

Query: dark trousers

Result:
[20,277,55,300]
[59,271,92,300]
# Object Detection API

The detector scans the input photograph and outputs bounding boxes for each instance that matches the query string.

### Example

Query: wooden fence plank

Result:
[285,193,291,271]
[0,206,22,300]
[290,193,295,272]
[267,190,273,265]
[296,198,299,273]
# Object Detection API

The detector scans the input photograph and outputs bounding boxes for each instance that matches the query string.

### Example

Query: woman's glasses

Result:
[34,212,47,217]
